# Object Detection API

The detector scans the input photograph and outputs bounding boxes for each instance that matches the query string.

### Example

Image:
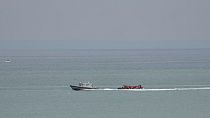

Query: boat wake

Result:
[1,86,210,92]
[85,87,210,92]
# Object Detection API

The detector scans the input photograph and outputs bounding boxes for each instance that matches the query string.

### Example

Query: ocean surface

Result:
[0,49,210,118]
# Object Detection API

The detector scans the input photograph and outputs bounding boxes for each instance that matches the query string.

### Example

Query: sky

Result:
[0,0,210,49]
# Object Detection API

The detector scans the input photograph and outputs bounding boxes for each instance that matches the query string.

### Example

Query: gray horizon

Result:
[0,0,210,49]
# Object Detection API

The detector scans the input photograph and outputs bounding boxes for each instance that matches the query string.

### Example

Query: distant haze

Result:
[0,0,210,49]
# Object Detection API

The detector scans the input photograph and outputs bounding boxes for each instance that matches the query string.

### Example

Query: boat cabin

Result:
[78,82,93,88]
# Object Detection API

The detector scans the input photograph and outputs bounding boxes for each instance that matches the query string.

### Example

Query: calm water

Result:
[0,49,210,118]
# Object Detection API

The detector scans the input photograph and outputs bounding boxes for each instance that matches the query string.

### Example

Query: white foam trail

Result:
[85,87,210,92]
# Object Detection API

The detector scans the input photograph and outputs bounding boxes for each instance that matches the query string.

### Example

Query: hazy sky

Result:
[0,0,210,49]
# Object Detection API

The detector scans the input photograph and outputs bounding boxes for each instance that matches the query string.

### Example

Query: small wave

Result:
[0,86,67,91]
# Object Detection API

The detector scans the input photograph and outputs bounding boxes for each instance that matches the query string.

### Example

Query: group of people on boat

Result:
[118,85,144,89]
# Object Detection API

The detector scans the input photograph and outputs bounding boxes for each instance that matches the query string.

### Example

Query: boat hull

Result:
[70,85,97,91]
[118,88,144,89]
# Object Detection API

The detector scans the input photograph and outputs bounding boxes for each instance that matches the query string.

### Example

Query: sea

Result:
[0,49,210,118]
